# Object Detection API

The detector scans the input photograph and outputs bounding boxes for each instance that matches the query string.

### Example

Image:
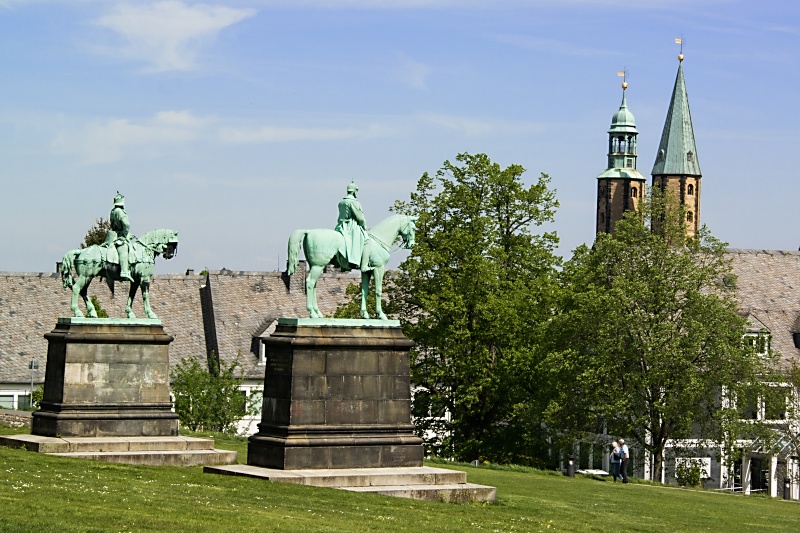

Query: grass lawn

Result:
[1,425,798,532]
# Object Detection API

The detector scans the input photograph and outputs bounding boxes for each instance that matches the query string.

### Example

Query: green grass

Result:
[2,424,799,532]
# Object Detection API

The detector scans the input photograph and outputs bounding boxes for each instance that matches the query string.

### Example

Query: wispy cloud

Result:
[395,54,432,89]
[219,123,390,143]
[52,110,212,164]
[417,113,544,136]
[495,35,621,58]
[92,1,256,72]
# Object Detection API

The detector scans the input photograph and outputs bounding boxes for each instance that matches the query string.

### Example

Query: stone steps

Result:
[204,464,496,502]
[0,434,237,466]
[50,448,237,466]
[342,483,497,503]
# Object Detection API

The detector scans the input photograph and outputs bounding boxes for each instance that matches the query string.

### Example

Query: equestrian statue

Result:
[287,180,417,319]
[61,192,179,319]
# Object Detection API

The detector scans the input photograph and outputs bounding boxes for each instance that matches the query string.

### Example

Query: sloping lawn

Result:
[1,426,798,532]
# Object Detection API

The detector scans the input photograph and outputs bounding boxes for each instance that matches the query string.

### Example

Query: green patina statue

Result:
[107,192,134,282]
[287,181,417,319]
[61,193,179,319]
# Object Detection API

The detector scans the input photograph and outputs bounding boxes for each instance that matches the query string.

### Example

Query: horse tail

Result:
[60,250,80,291]
[287,230,307,276]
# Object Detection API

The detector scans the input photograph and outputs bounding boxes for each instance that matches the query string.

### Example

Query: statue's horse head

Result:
[398,215,418,250]
[138,229,179,260]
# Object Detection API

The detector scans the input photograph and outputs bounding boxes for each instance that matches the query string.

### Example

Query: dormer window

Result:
[687,151,694,162]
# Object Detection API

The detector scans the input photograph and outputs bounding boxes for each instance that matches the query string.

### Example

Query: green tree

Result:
[544,189,773,481]
[170,355,254,433]
[333,278,400,319]
[82,218,110,248]
[392,152,561,463]
[89,295,109,318]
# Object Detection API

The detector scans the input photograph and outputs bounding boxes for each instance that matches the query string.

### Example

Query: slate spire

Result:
[651,52,702,237]
[651,58,701,176]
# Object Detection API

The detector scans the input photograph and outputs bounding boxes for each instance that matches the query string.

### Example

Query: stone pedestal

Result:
[248,318,424,469]
[32,318,179,438]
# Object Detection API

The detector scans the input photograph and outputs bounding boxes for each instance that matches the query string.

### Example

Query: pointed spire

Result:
[651,54,701,176]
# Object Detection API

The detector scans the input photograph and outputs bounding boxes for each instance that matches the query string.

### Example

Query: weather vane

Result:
[675,37,685,62]
[617,68,628,90]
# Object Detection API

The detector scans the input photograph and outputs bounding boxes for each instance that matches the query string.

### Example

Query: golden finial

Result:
[617,69,628,90]
[675,37,684,62]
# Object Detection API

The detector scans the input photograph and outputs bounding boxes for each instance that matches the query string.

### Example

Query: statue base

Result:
[247,319,424,469]
[31,319,179,438]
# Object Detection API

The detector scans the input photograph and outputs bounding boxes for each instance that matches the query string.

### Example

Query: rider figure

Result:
[108,192,134,282]
[335,180,371,272]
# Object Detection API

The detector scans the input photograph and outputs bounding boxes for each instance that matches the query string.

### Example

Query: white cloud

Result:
[219,123,389,143]
[418,113,543,137]
[395,54,432,89]
[93,1,256,72]
[495,35,621,58]
[52,110,211,164]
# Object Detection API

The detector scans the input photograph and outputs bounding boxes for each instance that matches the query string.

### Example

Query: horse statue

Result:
[61,228,179,319]
[287,214,417,319]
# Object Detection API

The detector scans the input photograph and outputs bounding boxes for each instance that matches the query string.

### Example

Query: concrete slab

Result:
[0,434,236,466]
[204,464,495,502]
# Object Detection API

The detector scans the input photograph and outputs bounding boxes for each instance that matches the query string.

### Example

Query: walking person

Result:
[619,438,630,483]
[610,441,622,482]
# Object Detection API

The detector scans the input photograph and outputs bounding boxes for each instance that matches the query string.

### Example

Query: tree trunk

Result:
[653,444,665,483]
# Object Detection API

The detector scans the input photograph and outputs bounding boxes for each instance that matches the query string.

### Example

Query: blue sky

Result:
[1,0,798,274]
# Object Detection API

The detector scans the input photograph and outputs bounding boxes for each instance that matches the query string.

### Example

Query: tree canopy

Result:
[392,152,561,464]
[542,190,773,479]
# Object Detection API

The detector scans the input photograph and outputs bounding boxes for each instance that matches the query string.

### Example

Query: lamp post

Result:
[28,359,38,409]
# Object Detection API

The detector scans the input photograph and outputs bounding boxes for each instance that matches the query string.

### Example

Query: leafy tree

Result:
[543,189,773,481]
[170,355,255,433]
[89,295,109,318]
[82,218,111,248]
[334,278,400,319]
[392,152,561,464]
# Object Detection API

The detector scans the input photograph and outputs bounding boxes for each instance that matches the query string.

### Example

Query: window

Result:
[687,151,694,162]
[630,187,638,198]
[764,387,790,420]
[745,332,771,356]
[626,158,633,168]
[686,211,694,222]
[0,395,13,409]
[599,212,605,224]
[687,184,694,195]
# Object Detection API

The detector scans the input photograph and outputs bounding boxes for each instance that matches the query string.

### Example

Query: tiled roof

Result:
[727,249,800,369]
[3,249,799,382]
[0,265,358,383]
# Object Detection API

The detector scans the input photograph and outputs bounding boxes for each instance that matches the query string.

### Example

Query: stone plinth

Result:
[31,318,179,438]
[248,318,424,469]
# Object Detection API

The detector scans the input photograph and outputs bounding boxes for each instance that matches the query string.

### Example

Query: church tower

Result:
[651,51,702,237]
[596,77,646,234]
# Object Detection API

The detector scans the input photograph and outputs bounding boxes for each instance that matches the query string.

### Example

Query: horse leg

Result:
[306,265,325,318]
[373,266,387,320]
[71,278,84,317]
[361,271,372,319]
[80,276,97,318]
[142,279,157,319]
[126,279,140,319]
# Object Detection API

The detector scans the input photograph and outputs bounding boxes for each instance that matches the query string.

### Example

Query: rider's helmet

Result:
[113,192,125,207]
[346,180,359,194]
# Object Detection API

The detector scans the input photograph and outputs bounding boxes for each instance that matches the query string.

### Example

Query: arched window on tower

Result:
[687,184,694,195]
[687,211,694,223]
[600,212,606,224]
[630,187,638,198]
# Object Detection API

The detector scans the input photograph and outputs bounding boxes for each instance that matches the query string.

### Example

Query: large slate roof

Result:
[0,264,357,384]
[3,250,800,383]
[727,248,800,369]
